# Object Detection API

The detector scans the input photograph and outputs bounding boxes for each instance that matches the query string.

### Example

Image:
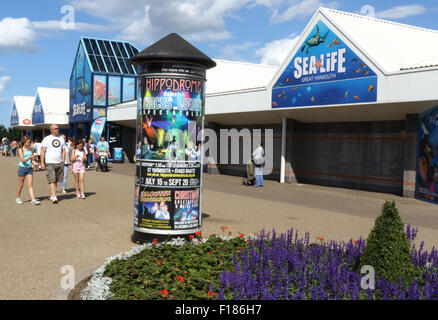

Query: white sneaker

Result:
[62,190,67,195]
[31,199,41,205]
[51,196,58,203]
[15,198,23,204]
[81,193,86,199]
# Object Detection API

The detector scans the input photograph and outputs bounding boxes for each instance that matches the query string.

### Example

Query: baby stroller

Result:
[242,159,256,186]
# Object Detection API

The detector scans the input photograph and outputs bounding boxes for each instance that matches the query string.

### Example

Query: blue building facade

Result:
[69,37,139,147]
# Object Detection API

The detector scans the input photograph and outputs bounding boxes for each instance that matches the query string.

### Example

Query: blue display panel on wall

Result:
[123,77,136,102]
[417,106,438,204]
[32,94,44,124]
[108,76,121,105]
[70,43,92,123]
[10,102,19,126]
[93,74,107,106]
[272,20,377,109]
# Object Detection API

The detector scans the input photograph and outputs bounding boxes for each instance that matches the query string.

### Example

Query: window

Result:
[91,39,100,55]
[118,42,128,58]
[110,57,121,73]
[98,40,108,56]
[131,45,139,55]
[118,57,128,74]
[89,55,98,71]
[125,59,135,74]
[111,41,121,57]
[104,56,114,73]
[83,38,93,55]
[104,41,115,57]
[95,55,107,72]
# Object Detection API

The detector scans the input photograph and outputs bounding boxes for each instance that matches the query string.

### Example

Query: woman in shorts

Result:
[70,141,88,199]
[16,136,40,205]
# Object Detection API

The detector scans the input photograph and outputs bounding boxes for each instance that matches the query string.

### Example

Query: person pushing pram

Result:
[242,158,256,186]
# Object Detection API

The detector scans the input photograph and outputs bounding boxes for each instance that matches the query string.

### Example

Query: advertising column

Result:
[130,34,216,243]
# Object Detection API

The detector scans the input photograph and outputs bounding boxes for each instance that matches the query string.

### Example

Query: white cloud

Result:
[375,5,426,19]
[255,35,300,65]
[271,0,322,23]
[0,76,11,93]
[0,67,5,74]
[271,0,339,23]
[0,17,37,53]
[71,0,252,45]
[0,15,110,53]
[220,41,259,60]
[31,20,109,33]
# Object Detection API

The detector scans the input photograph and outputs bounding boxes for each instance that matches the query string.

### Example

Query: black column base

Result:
[131,230,196,244]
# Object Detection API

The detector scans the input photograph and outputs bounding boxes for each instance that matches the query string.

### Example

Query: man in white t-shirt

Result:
[40,124,66,203]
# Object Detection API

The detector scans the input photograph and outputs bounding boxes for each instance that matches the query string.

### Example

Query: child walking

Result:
[71,141,87,199]
[16,136,40,205]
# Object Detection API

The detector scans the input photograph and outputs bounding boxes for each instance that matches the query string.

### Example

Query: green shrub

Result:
[359,201,413,285]
[104,234,248,300]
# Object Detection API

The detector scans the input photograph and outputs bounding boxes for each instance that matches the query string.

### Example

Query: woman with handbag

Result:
[252,142,265,187]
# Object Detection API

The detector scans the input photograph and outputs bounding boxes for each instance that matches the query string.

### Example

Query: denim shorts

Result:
[18,166,33,177]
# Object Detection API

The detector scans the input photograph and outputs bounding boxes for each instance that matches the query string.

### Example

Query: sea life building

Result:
[69,37,139,147]
[9,96,35,138]
[105,7,438,206]
[30,87,69,140]
[206,7,438,204]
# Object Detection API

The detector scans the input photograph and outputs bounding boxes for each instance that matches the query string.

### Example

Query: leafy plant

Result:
[104,234,248,300]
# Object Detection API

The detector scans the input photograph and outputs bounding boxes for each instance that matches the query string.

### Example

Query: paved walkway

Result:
[1,156,437,299]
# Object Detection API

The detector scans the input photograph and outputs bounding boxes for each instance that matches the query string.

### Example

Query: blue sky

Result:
[1,0,438,127]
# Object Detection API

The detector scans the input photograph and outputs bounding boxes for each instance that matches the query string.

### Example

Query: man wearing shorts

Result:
[40,125,66,203]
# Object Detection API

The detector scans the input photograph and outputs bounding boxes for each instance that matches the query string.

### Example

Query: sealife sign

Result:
[272,20,377,109]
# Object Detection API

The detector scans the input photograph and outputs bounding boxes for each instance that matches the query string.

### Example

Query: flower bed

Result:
[82,231,248,300]
[219,226,438,300]
[81,224,438,300]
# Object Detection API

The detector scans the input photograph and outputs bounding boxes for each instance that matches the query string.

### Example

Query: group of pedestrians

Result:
[14,124,97,205]
[2,137,17,157]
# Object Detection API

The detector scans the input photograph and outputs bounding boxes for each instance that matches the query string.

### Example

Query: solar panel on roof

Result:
[125,59,135,74]
[126,43,134,57]
[131,45,139,55]
[104,41,114,57]
[95,55,106,72]
[117,42,128,58]
[110,57,121,73]
[91,39,100,55]
[118,57,128,74]
[88,55,98,71]
[84,38,93,55]
[98,40,108,56]
[104,56,114,73]
[111,42,121,57]
[80,37,137,75]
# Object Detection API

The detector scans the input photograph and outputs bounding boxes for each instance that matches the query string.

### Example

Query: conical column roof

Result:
[129,33,216,69]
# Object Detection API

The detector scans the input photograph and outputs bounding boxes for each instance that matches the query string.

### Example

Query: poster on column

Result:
[135,75,204,231]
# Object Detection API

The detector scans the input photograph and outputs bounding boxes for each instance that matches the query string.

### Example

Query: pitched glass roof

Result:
[81,37,139,75]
